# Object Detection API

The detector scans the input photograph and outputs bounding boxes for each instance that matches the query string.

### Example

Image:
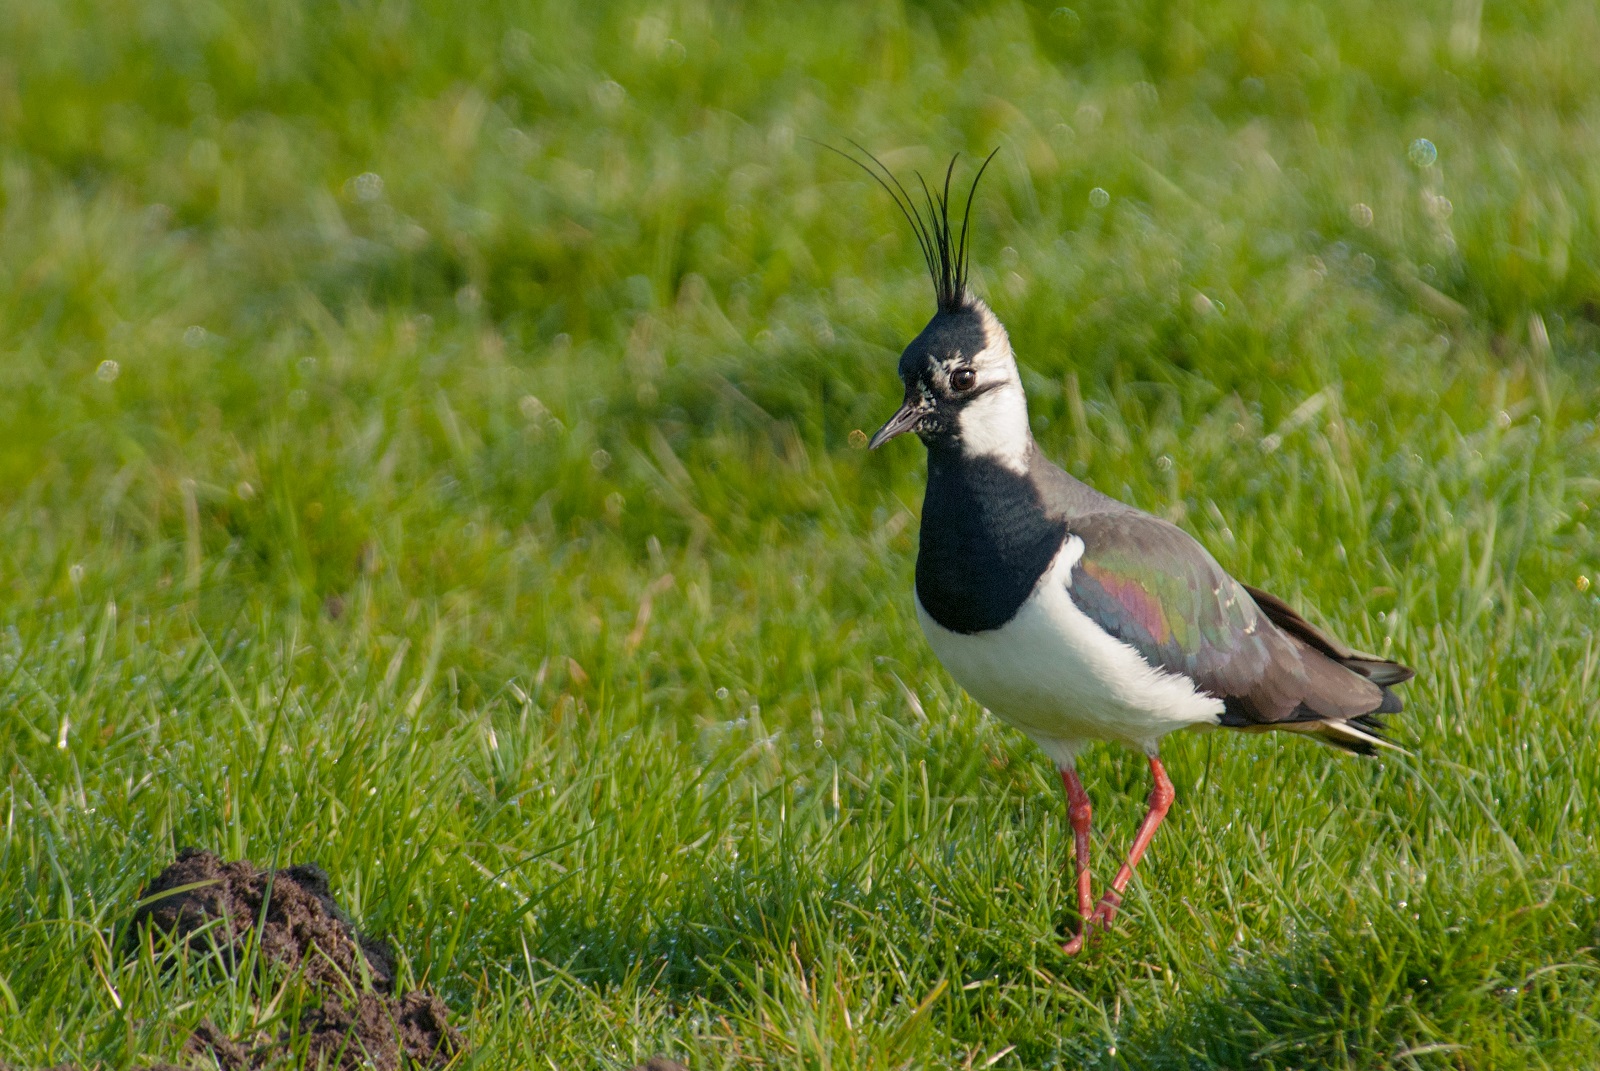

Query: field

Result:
[3,0,1600,1067]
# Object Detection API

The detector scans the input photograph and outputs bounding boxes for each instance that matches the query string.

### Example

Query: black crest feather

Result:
[827,143,1000,312]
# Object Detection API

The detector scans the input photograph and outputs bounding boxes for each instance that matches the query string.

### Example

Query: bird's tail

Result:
[1311,712,1402,755]
[1243,584,1415,756]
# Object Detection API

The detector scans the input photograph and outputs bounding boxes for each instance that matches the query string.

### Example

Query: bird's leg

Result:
[1059,767,1095,955]
[1090,755,1174,930]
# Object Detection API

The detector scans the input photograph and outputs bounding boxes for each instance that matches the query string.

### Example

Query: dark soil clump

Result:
[130,848,464,1069]
[131,847,395,992]
[180,1020,258,1069]
[299,992,460,1071]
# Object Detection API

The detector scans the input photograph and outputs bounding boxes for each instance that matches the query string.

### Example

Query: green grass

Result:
[3,0,1600,1067]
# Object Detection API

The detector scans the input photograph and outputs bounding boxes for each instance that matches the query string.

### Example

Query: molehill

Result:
[128,847,463,1070]
[16,848,690,1070]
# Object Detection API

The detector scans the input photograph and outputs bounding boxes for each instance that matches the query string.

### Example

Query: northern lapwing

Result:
[850,151,1415,954]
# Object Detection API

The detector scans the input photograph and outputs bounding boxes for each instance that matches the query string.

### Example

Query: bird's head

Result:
[847,148,1032,472]
[870,295,1030,471]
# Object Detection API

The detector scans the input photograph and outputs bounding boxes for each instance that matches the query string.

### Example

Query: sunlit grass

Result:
[2,0,1599,1068]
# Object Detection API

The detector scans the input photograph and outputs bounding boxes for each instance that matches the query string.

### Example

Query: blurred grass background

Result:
[2,0,1599,1067]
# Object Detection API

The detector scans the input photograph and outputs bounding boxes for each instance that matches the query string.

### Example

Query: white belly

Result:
[916,535,1222,765]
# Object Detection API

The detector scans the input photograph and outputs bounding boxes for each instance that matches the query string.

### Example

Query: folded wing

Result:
[1064,511,1412,753]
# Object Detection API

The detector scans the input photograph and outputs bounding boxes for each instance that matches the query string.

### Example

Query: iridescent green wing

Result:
[1066,512,1284,707]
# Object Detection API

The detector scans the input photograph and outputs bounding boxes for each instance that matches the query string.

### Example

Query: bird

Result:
[848,149,1415,954]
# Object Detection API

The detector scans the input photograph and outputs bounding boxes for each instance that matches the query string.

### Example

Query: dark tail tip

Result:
[1344,657,1416,687]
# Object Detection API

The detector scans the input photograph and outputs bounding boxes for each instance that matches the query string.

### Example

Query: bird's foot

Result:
[1090,889,1122,929]
[1062,915,1107,956]
[1063,892,1124,956]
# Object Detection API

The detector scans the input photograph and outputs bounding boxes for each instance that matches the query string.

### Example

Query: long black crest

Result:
[826,142,1000,312]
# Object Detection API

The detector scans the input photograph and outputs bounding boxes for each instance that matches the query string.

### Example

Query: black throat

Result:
[915,444,1069,634]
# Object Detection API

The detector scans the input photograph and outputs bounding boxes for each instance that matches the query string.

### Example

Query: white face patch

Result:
[952,301,1032,473]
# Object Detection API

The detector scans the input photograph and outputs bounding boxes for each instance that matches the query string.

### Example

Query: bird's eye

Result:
[950,368,977,392]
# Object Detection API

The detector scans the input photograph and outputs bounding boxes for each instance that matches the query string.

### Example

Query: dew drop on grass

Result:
[346,171,384,202]
[1048,7,1080,34]
[96,359,120,382]
[1408,138,1438,167]
[1089,187,1110,208]
[592,80,627,113]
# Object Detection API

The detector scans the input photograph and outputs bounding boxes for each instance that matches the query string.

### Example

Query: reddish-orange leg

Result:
[1063,755,1176,954]
[1059,768,1095,955]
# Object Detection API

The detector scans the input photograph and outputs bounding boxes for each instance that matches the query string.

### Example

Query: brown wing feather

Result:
[1243,584,1415,687]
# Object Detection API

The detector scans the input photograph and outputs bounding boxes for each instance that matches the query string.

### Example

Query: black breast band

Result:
[915,448,1068,634]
